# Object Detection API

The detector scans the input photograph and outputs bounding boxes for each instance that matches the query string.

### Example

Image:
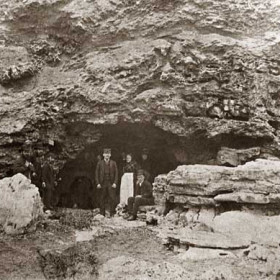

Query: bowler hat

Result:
[137,169,145,176]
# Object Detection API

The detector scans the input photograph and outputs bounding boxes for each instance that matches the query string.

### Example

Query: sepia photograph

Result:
[0,0,280,279]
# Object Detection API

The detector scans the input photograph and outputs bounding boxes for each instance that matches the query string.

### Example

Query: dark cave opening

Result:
[54,123,269,209]
[55,123,190,209]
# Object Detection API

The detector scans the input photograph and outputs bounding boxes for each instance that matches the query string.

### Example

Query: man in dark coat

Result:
[31,150,44,196]
[95,148,118,216]
[42,153,55,210]
[127,169,154,221]
[13,148,34,179]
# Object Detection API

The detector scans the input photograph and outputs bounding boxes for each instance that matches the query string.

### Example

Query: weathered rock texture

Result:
[1,0,280,177]
[153,159,280,207]
[0,173,43,234]
[152,159,280,278]
[217,146,261,166]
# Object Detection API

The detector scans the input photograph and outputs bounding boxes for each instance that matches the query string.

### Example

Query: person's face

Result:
[103,152,111,160]
[137,175,145,183]
[142,154,148,160]
[23,150,31,159]
[126,155,132,163]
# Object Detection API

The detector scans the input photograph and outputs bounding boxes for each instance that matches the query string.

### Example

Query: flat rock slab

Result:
[154,159,280,206]
[177,247,237,261]
[170,229,250,249]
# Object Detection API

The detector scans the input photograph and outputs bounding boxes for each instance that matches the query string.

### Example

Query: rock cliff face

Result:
[1,0,280,177]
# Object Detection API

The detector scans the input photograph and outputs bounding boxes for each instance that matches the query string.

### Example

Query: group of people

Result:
[95,148,154,220]
[13,145,57,210]
[13,142,155,220]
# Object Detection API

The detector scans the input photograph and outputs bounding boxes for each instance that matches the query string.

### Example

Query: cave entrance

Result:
[56,123,184,209]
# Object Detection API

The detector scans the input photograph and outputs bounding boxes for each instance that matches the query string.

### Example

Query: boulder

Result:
[0,173,43,234]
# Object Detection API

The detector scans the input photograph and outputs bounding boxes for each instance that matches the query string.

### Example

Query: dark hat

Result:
[137,169,145,176]
[142,148,149,155]
[103,148,111,154]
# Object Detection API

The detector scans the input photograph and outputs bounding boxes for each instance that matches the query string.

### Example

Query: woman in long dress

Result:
[120,154,139,205]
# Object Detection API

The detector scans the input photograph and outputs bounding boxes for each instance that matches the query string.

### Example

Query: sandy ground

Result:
[0,214,277,280]
[0,216,174,280]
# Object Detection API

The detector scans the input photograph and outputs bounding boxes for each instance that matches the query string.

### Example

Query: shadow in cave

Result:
[56,123,183,209]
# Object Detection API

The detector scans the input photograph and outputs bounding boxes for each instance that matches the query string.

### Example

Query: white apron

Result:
[120,172,134,205]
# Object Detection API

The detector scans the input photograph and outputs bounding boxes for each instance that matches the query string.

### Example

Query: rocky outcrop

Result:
[153,159,280,207]
[151,159,280,278]
[217,146,261,166]
[0,173,43,234]
[1,0,280,176]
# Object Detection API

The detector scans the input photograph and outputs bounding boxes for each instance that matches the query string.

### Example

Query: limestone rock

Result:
[217,147,261,166]
[209,211,280,247]
[1,0,280,177]
[98,255,191,280]
[0,173,43,234]
[178,247,236,261]
[153,159,280,207]
[214,192,270,204]
[174,229,250,249]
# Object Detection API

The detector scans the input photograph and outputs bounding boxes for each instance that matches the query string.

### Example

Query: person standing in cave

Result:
[126,169,154,221]
[13,143,35,179]
[119,153,139,205]
[41,153,56,210]
[95,148,118,217]
[31,149,44,197]
[139,148,152,182]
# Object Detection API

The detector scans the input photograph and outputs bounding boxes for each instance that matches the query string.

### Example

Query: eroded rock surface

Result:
[0,173,43,234]
[217,146,261,166]
[153,159,280,207]
[1,0,280,176]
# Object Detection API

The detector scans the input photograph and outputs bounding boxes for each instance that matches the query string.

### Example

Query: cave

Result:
[55,123,220,209]
[56,123,179,209]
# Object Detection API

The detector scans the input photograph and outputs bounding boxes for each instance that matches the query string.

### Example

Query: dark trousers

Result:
[43,187,53,209]
[127,196,154,218]
[98,181,117,216]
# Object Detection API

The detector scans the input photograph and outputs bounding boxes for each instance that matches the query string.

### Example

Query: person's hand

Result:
[112,183,117,188]
[25,161,30,167]
[42,182,46,188]
[135,195,142,198]
[97,184,101,189]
